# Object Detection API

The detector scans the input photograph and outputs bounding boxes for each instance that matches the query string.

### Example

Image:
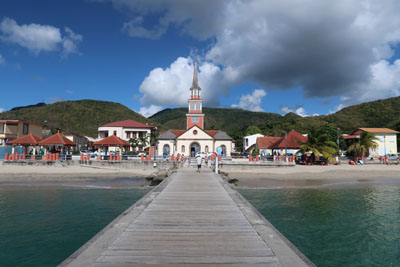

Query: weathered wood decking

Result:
[61,169,314,267]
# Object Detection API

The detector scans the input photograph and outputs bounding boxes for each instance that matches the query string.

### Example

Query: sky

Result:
[1,0,400,117]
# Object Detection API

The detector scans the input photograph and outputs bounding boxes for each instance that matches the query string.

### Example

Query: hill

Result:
[0,100,150,137]
[151,96,400,143]
[1,96,400,146]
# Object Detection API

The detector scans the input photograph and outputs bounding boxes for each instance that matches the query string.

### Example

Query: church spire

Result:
[191,60,201,90]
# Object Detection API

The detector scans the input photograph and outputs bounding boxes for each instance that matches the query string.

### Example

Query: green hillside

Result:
[1,96,400,147]
[0,100,150,137]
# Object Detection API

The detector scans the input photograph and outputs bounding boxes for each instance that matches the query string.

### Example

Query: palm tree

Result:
[296,128,337,163]
[128,137,139,152]
[348,132,378,161]
[139,136,149,148]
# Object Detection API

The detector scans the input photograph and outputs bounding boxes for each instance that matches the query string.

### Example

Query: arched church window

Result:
[181,145,185,153]
[163,144,170,155]
[205,146,209,153]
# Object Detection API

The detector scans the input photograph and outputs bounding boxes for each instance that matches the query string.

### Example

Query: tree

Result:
[139,136,149,148]
[245,125,262,135]
[128,137,139,152]
[296,126,338,163]
[348,132,378,161]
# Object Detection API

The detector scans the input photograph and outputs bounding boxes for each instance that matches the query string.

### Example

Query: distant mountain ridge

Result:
[1,97,400,143]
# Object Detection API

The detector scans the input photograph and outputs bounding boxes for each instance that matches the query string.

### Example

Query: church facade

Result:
[156,61,233,157]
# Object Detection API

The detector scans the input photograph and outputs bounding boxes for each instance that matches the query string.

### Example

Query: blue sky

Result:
[1,0,400,117]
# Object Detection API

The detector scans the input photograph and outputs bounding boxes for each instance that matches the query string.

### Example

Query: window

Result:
[0,123,4,134]
[163,144,170,155]
[105,132,109,137]
[389,135,395,142]
[190,103,195,110]
[23,123,29,135]
[192,117,199,123]
[196,103,201,110]
[181,145,185,153]
[246,138,248,146]
[205,145,209,153]
[113,131,117,136]
[126,132,130,139]
[380,135,384,141]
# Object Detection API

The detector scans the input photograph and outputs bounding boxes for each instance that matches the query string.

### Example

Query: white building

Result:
[98,120,157,151]
[243,134,264,152]
[156,61,234,157]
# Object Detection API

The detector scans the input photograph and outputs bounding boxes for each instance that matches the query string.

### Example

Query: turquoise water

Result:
[0,187,149,267]
[239,185,400,267]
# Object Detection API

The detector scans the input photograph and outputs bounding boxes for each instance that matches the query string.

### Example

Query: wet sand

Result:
[224,164,400,189]
[0,165,155,187]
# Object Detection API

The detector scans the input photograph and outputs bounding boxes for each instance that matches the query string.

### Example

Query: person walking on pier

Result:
[196,154,202,173]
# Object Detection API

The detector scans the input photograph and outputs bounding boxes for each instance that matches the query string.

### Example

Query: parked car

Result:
[388,154,398,160]
[239,152,249,158]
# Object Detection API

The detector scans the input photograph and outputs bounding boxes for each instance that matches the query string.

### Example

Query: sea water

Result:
[0,187,149,267]
[239,185,400,267]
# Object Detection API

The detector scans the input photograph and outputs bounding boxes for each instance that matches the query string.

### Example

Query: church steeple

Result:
[186,60,204,129]
[191,60,201,90]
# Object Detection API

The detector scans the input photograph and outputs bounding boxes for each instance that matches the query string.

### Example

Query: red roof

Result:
[343,134,360,139]
[170,130,186,137]
[257,130,307,149]
[351,128,399,135]
[101,120,156,129]
[257,136,282,149]
[7,133,42,146]
[94,135,129,146]
[39,132,76,146]
[205,130,219,137]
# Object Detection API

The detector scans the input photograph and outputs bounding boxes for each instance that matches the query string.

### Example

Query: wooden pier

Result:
[61,169,314,266]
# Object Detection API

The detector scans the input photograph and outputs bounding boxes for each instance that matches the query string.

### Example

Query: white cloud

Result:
[231,89,266,112]
[0,54,5,64]
[281,105,308,117]
[104,0,400,110]
[0,107,5,113]
[139,57,238,107]
[0,18,82,56]
[137,105,163,117]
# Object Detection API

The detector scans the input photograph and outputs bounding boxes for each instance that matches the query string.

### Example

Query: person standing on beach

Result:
[196,154,202,173]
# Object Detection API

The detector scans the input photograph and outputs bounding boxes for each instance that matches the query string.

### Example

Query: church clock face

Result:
[193,130,198,135]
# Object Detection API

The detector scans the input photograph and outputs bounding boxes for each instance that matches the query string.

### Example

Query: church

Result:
[156,61,233,157]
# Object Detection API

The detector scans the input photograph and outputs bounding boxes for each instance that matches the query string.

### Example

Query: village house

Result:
[243,133,264,152]
[97,119,157,152]
[63,131,89,151]
[0,120,42,146]
[156,61,234,157]
[255,130,307,156]
[343,128,398,156]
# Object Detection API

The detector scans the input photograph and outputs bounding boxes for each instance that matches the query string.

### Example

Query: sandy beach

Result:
[0,164,155,182]
[224,164,400,188]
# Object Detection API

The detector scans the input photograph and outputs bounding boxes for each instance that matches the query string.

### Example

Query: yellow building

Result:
[349,128,398,156]
[0,120,42,146]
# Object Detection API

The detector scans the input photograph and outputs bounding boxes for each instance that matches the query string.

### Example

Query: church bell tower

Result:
[186,60,205,129]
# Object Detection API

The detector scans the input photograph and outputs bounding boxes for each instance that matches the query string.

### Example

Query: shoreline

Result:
[0,165,156,188]
[224,164,400,189]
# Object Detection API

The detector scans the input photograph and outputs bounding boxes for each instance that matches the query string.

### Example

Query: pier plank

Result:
[62,169,314,267]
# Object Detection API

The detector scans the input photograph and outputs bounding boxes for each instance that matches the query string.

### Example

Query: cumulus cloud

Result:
[0,18,82,56]
[231,89,266,112]
[137,105,163,117]
[139,57,238,107]
[0,54,5,64]
[100,0,400,110]
[281,105,308,117]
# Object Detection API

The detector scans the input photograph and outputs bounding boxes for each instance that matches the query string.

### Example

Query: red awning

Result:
[39,132,76,146]
[94,135,129,147]
[7,133,42,146]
